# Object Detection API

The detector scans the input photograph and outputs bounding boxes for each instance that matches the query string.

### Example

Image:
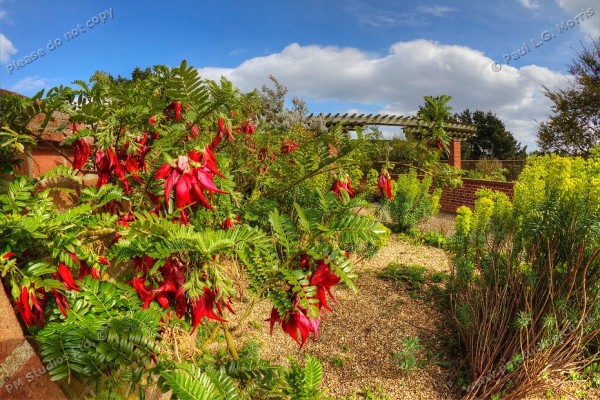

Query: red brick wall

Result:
[435,178,514,213]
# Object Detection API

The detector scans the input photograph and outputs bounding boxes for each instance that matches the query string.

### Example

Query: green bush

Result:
[385,170,441,232]
[450,152,600,399]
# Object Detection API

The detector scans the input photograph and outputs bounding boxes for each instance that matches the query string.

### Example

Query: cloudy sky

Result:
[0,0,597,149]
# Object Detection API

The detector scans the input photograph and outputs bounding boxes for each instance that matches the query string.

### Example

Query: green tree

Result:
[456,110,526,160]
[536,38,600,156]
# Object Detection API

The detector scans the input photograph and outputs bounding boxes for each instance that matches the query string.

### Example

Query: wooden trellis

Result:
[308,113,476,139]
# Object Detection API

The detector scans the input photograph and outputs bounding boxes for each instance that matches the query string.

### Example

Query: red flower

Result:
[52,289,70,317]
[310,260,341,311]
[221,217,238,230]
[95,148,130,192]
[1,251,15,260]
[244,120,255,135]
[129,277,155,309]
[16,286,34,326]
[190,287,226,332]
[148,116,156,125]
[266,306,320,348]
[280,140,299,155]
[172,101,182,121]
[190,125,198,139]
[378,170,394,200]
[56,262,80,291]
[72,139,91,170]
[331,177,355,198]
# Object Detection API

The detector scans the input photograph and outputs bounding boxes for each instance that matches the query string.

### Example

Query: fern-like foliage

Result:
[283,355,326,400]
[36,278,162,394]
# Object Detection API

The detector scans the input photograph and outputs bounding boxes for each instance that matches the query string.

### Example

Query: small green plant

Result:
[377,263,427,292]
[330,356,344,368]
[383,170,441,233]
[393,336,426,375]
[418,230,447,248]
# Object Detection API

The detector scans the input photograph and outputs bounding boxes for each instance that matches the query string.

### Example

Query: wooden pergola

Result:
[308,112,477,139]
[308,112,477,169]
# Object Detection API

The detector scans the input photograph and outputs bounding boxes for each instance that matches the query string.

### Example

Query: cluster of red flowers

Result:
[9,251,108,326]
[280,140,299,155]
[154,148,227,223]
[331,177,355,199]
[266,257,341,347]
[378,170,394,200]
[129,256,234,331]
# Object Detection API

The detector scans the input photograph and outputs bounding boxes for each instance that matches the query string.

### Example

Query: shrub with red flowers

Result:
[0,62,388,396]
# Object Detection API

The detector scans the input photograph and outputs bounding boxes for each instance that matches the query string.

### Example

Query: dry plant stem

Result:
[222,322,239,361]
[199,323,221,351]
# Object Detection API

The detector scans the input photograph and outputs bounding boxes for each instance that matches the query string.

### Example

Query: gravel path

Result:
[228,233,460,399]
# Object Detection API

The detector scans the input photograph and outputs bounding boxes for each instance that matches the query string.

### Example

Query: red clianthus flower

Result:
[266,306,320,348]
[52,289,70,317]
[244,120,255,135]
[95,148,130,192]
[280,140,299,155]
[130,276,155,309]
[310,260,341,311]
[155,155,227,218]
[56,262,80,291]
[190,125,198,139]
[221,216,241,230]
[331,177,355,198]
[172,101,182,121]
[378,170,394,200]
[72,139,91,170]
[16,286,35,326]
[148,116,156,125]
[190,286,227,332]
[1,251,15,260]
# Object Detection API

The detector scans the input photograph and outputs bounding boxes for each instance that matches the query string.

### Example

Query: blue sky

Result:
[0,0,597,149]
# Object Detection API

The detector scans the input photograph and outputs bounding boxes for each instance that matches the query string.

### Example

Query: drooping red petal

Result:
[196,167,227,195]
[175,290,187,319]
[125,155,140,175]
[175,174,193,209]
[201,147,225,178]
[52,289,70,317]
[2,251,15,260]
[164,169,180,204]
[58,262,80,291]
[155,163,172,180]
[72,139,91,170]
[188,149,201,162]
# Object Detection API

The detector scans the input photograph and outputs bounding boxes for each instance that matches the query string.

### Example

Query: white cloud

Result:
[197,40,568,150]
[555,0,597,35]
[10,76,48,93]
[418,5,456,17]
[0,33,17,63]
[518,0,540,9]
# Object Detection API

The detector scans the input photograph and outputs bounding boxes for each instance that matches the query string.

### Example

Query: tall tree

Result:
[537,38,600,156]
[456,110,527,159]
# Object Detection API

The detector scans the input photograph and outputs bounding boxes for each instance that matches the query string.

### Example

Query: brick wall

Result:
[435,178,514,213]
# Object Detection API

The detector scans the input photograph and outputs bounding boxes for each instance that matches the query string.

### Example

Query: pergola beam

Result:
[308,112,477,139]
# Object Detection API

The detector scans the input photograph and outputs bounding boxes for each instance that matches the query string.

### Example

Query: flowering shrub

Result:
[450,152,600,399]
[0,62,388,397]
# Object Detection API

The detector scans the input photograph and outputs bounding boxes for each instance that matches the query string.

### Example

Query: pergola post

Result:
[448,139,462,169]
